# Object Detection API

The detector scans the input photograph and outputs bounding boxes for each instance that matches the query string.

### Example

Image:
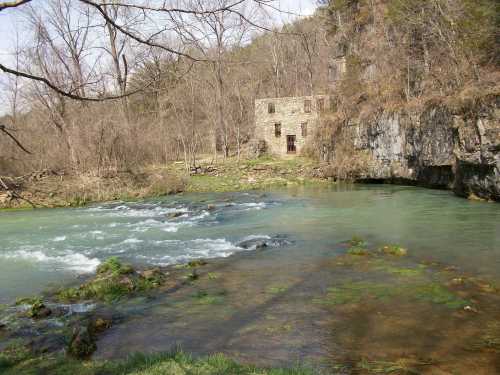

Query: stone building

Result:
[254,95,328,156]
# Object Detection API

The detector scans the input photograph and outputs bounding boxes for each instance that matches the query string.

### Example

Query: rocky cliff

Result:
[329,94,499,201]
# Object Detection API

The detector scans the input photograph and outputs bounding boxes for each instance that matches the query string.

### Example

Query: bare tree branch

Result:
[0,62,152,101]
[79,0,205,62]
[0,0,31,11]
[0,124,32,154]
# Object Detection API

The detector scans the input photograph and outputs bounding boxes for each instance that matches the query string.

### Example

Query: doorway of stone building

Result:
[287,135,296,154]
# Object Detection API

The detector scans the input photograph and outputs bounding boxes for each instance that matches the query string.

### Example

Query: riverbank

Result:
[0,157,326,210]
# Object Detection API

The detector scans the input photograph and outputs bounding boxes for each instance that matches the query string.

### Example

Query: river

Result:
[1,184,498,304]
[1,184,499,371]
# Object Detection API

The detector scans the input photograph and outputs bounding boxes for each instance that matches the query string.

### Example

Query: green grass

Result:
[0,351,318,375]
[0,343,32,372]
[244,155,276,166]
[356,358,424,374]
[0,206,35,212]
[186,156,325,193]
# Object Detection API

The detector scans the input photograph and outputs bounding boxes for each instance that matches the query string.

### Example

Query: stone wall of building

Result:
[254,95,328,156]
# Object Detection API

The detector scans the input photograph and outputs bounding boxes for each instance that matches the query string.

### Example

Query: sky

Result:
[0,0,318,115]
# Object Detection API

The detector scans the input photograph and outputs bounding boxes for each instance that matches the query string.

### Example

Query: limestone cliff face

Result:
[332,94,499,201]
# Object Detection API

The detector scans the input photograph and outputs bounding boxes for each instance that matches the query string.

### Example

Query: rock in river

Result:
[237,235,293,250]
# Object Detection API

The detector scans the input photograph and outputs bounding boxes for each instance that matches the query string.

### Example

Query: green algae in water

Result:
[347,246,370,256]
[317,282,398,305]
[316,280,467,309]
[267,285,288,294]
[192,290,226,305]
[413,283,468,308]
[369,259,424,278]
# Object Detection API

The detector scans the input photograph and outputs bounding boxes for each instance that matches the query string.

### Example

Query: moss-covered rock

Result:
[15,297,51,319]
[57,258,165,303]
[96,257,134,276]
[348,236,366,247]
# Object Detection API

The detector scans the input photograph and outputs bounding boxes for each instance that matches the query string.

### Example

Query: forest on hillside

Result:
[0,0,498,177]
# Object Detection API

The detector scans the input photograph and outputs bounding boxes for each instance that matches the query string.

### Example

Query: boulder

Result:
[237,235,292,250]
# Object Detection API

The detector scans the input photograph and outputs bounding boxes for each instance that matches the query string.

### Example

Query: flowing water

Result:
[1,184,500,372]
[1,184,498,304]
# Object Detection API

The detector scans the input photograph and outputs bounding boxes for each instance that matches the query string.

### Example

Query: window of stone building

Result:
[304,100,311,113]
[317,98,325,112]
[268,102,275,114]
[274,123,281,137]
[301,122,308,137]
